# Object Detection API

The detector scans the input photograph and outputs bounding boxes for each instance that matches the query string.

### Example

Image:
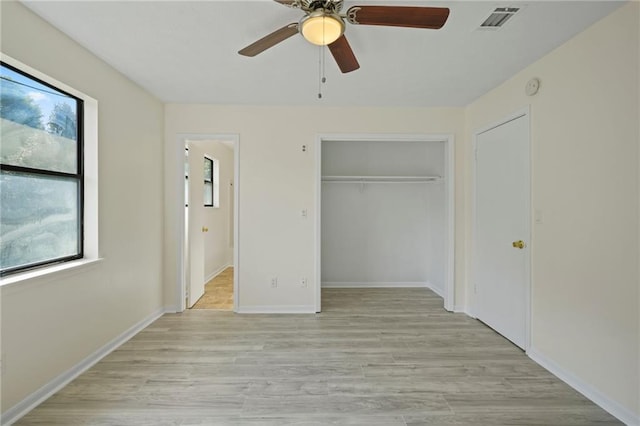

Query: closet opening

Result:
[315,134,454,313]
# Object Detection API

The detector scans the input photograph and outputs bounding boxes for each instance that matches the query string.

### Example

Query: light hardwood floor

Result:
[16,288,621,425]
[192,267,234,310]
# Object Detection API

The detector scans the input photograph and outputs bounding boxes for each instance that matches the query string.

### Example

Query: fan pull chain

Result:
[318,45,322,99]
[318,21,327,99]
[322,44,327,84]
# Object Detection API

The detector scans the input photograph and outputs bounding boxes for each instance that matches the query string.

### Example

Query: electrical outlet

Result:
[300,277,307,288]
[270,277,278,288]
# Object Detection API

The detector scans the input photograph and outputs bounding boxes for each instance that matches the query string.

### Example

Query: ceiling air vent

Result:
[479,7,520,29]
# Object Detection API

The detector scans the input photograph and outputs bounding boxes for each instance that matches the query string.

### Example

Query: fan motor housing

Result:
[307,0,343,13]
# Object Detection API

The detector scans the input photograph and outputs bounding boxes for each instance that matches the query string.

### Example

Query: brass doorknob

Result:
[202,226,209,232]
[512,240,526,249]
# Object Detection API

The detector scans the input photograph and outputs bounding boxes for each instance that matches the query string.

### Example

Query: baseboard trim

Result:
[426,282,444,298]
[453,304,467,314]
[322,281,429,288]
[1,307,166,426]
[163,305,179,314]
[454,305,475,317]
[321,281,446,298]
[237,305,316,314]
[205,263,232,283]
[527,347,639,426]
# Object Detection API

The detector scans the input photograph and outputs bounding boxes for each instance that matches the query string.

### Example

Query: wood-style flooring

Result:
[16,288,621,425]
[192,267,234,310]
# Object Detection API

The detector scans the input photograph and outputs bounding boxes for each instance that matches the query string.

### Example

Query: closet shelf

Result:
[322,175,442,183]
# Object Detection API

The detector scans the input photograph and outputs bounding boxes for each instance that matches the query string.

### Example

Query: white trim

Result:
[444,132,456,312]
[475,108,530,136]
[175,134,240,314]
[233,139,240,312]
[315,133,455,314]
[236,305,316,314]
[0,258,102,290]
[314,133,454,143]
[314,136,322,313]
[528,348,640,426]
[427,282,445,299]
[1,308,166,426]
[453,305,471,315]
[322,281,445,297]
[322,282,429,288]
[205,263,233,284]
[471,107,531,351]
[321,175,441,183]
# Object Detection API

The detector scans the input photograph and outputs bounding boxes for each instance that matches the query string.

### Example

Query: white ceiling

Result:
[22,0,624,107]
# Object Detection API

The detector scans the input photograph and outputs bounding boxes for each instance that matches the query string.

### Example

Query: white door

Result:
[474,113,530,349]
[187,143,206,308]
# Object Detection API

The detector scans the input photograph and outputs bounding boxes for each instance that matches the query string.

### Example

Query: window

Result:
[186,152,219,208]
[185,147,189,207]
[207,157,220,208]
[204,157,214,207]
[0,61,83,276]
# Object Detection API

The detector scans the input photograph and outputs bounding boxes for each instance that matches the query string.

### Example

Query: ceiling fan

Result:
[238,0,450,73]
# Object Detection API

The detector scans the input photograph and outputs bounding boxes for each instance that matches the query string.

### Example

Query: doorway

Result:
[315,134,455,313]
[473,109,530,349]
[176,134,240,312]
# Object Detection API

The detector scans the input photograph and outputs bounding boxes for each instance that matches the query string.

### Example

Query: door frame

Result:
[471,107,531,351]
[315,133,456,313]
[175,133,240,312]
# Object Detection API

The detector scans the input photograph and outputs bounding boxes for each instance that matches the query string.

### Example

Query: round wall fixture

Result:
[526,78,540,96]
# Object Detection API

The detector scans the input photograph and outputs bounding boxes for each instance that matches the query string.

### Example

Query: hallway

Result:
[192,267,233,310]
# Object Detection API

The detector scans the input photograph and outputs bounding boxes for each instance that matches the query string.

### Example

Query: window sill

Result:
[0,258,104,290]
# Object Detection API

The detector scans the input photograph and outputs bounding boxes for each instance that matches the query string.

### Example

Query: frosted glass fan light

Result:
[301,12,344,46]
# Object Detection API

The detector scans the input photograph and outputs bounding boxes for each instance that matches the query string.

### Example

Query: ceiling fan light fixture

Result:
[300,12,344,46]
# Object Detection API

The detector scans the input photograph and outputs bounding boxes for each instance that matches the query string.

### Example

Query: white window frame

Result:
[0,54,100,287]
[204,156,220,208]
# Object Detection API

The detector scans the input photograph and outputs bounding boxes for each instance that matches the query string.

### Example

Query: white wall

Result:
[321,182,431,284]
[465,2,639,421]
[321,140,444,177]
[164,106,466,311]
[1,1,165,414]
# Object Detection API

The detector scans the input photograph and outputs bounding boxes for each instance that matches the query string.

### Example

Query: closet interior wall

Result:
[321,140,446,295]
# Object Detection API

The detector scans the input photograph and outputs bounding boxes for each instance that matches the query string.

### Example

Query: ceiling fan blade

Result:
[346,6,450,29]
[238,23,299,57]
[274,0,297,7]
[328,35,360,73]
